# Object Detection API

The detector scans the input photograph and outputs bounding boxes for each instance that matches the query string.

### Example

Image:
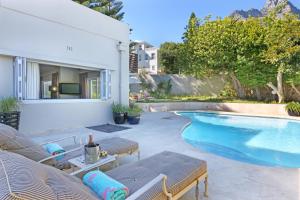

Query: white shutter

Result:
[101,70,107,100]
[100,69,112,100]
[13,57,26,100]
[107,70,112,99]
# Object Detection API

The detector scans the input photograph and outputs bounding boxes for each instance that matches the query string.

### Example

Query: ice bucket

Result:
[84,144,100,164]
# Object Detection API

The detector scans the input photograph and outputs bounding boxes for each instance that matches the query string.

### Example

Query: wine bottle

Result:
[87,134,96,148]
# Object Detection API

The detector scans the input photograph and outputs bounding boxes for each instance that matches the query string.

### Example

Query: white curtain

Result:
[26,62,40,100]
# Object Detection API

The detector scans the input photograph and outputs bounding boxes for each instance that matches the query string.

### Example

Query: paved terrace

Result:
[30,112,299,200]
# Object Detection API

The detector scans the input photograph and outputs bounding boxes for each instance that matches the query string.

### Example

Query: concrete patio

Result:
[30,112,299,200]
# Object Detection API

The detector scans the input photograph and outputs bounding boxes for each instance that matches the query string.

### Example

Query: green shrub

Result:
[151,80,173,99]
[127,105,143,117]
[0,97,19,113]
[219,83,237,98]
[139,72,153,92]
[112,103,127,113]
[285,102,300,115]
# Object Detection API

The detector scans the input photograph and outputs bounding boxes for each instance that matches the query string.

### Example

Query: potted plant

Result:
[112,103,127,124]
[0,97,20,129]
[285,102,300,117]
[127,105,143,125]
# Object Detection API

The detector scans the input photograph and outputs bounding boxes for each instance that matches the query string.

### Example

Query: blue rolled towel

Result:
[83,171,129,200]
[44,143,65,161]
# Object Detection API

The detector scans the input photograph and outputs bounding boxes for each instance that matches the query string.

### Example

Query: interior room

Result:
[39,64,100,100]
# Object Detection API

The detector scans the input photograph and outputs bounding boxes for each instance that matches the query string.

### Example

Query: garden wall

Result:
[130,74,227,96]
[130,74,300,101]
[137,102,289,117]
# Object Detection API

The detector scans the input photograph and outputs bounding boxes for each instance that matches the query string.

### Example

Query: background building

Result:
[131,41,159,75]
[129,53,138,73]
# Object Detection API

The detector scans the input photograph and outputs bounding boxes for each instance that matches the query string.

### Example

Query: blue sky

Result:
[122,0,300,47]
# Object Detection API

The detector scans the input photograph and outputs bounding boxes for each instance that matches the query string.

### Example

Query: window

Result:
[138,54,142,61]
[152,66,156,71]
[145,54,149,60]
[151,53,156,60]
[13,57,112,101]
[88,78,100,99]
[139,45,142,50]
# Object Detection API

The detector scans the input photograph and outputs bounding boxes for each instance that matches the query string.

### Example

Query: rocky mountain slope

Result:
[231,0,300,19]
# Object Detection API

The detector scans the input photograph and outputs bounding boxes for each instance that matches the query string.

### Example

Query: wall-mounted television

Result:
[59,83,81,95]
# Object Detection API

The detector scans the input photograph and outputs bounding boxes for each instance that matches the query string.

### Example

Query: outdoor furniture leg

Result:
[161,176,173,200]
[204,175,208,197]
[195,181,199,200]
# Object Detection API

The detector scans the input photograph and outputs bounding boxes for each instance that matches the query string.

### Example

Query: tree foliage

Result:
[262,13,300,102]
[73,0,124,20]
[183,15,248,98]
[159,42,185,74]
[181,12,300,102]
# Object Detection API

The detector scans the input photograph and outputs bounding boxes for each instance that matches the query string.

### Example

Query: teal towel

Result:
[44,143,65,160]
[83,171,129,200]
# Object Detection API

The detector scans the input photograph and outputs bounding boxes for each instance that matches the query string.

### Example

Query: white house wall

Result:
[0,0,129,133]
[20,100,114,133]
[20,67,120,133]
[0,0,129,70]
[0,55,13,97]
[0,55,124,133]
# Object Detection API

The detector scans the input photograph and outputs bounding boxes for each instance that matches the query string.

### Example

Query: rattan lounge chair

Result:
[105,151,208,200]
[0,150,208,200]
[0,123,140,169]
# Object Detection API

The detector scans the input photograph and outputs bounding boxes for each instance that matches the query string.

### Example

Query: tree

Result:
[286,49,300,97]
[182,12,203,77]
[235,17,276,100]
[262,13,300,103]
[183,15,248,98]
[159,42,184,74]
[73,0,124,21]
[181,11,300,102]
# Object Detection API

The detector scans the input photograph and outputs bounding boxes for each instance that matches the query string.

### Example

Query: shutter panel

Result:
[13,57,26,100]
[100,70,107,100]
[107,70,112,99]
[100,69,112,100]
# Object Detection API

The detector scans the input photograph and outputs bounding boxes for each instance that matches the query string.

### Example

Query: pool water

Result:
[178,112,300,168]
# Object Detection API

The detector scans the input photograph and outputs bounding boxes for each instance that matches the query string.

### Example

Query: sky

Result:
[122,0,300,47]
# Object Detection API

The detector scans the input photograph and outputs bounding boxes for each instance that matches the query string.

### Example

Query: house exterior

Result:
[131,41,159,75]
[0,0,129,133]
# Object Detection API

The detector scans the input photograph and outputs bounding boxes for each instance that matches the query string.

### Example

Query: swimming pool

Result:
[178,112,300,168]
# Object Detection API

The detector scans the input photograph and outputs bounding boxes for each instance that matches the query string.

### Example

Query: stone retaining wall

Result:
[131,74,227,96]
[137,102,289,116]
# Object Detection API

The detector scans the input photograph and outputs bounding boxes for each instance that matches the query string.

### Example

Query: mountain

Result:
[231,0,300,19]
[231,9,263,19]
[261,0,300,16]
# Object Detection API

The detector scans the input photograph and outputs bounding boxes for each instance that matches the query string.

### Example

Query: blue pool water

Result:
[178,112,300,168]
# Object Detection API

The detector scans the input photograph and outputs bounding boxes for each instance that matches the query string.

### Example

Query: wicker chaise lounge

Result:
[0,151,208,200]
[106,151,208,200]
[0,124,139,169]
